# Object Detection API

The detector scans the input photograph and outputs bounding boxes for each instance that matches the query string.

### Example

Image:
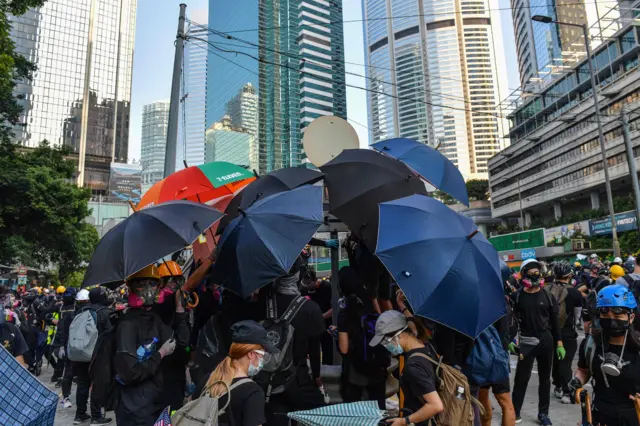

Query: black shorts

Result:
[481,380,510,395]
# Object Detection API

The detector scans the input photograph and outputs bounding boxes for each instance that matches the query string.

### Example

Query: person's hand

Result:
[175,290,185,313]
[508,342,518,354]
[315,377,323,388]
[325,239,339,249]
[556,345,566,360]
[629,393,640,403]
[386,417,406,426]
[159,338,177,358]
[396,289,407,311]
[58,346,65,359]
[568,377,582,403]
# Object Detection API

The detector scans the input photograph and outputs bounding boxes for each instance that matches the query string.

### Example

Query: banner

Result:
[589,210,638,236]
[109,163,142,203]
[488,229,545,251]
[544,220,591,245]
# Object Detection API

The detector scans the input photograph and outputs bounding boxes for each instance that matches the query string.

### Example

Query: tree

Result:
[466,179,489,201]
[434,190,456,205]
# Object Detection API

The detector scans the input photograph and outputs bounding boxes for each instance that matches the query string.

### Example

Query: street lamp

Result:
[531,15,621,257]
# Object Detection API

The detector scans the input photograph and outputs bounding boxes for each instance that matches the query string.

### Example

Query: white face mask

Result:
[247,350,265,377]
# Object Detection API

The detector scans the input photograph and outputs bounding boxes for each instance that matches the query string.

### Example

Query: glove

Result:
[508,342,518,354]
[158,338,176,358]
[556,346,566,360]
[325,239,339,249]
[58,346,65,359]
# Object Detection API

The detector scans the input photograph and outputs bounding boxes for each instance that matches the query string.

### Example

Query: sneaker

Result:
[515,416,523,424]
[538,413,553,426]
[50,375,60,383]
[553,387,563,399]
[561,394,572,404]
[55,380,62,388]
[74,414,91,424]
[63,398,73,409]
[90,417,112,426]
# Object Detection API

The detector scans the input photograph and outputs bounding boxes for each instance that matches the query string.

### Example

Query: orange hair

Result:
[205,343,262,396]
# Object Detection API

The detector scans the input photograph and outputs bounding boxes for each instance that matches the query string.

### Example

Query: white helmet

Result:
[76,289,90,302]
[590,253,599,259]
[613,257,623,265]
[520,258,541,273]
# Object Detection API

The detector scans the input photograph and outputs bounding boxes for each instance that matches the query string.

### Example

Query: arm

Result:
[114,321,163,385]
[408,391,444,424]
[322,308,333,320]
[338,332,349,355]
[173,312,190,348]
[308,335,322,380]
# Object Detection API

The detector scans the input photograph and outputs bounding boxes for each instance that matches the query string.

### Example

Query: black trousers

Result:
[341,378,386,410]
[52,349,64,379]
[320,329,334,365]
[552,334,578,393]
[61,358,74,398]
[74,361,101,419]
[592,408,640,426]
[265,365,326,426]
[512,331,554,416]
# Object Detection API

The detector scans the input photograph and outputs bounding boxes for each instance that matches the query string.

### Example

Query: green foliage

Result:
[434,190,456,205]
[64,270,85,288]
[466,179,489,201]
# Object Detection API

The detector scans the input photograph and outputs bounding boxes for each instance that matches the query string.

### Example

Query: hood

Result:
[89,287,110,306]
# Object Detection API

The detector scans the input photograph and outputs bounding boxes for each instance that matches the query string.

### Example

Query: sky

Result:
[128,0,519,161]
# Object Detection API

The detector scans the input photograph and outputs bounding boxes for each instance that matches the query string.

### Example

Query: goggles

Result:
[599,307,630,316]
[380,327,407,346]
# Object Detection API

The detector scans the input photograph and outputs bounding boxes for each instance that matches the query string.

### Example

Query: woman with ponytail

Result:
[200,320,278,426]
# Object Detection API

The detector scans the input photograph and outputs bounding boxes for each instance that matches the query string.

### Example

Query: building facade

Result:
[207,0,347,174]
[362,0,509,179]
[488,19,640,227]
[226,83,258,139]
[205,115,257,170]
[140,101,170,193]
[9,0,137,192]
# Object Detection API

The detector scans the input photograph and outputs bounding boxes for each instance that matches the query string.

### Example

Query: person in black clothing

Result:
[370,310,444,426]
[114,265,189,426]
[304,273,334,365]
[510,259,564,426]
[53,287,76,408]
[0,302,29,365]
[548,261,584,404]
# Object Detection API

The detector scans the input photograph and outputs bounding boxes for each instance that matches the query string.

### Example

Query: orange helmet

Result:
[158,261,183,278]
[127,264,160,282]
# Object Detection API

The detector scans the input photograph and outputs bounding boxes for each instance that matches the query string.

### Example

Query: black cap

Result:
[231,320,279,354]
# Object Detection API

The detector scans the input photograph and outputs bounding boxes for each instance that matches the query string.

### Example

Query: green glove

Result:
[508,342,517,354]
[557,346,566,360]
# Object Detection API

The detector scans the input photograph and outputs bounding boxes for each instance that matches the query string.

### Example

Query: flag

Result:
[153,406,172,426]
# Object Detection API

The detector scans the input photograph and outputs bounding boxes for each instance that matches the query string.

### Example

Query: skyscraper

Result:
[205,115,257,170]
[206,0,347,174]
[226,83,258,138]
[9,0,137,192]
[140,101,170,194]
[362,0,509,179]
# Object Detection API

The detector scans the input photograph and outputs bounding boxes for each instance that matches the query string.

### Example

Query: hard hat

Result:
[610,265,625,280]
[158,261,183,278]
[597,284,637,310]
[76,289,90,301]
[43,288,50,294]
[127,264,160,282]
[614,257,623,264]
[574,261,581,267]
[590,253,599,259]
[56,286,66,294]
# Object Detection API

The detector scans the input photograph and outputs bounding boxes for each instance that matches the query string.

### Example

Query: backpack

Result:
[463,325,510,387]
[172,378,252,426]
[255,294,307,401]
[547,282,569,328]
[67,308,104,362]
[410,351,482,426]
[349,313,391,375]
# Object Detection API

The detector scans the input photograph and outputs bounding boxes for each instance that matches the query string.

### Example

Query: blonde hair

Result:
[205,343,263,396]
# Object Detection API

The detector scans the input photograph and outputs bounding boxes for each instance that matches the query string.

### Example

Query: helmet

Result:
[598,267,610,277]
[76,289,90,302]
[574,261,582,268]
[499,260,511,282]
[520,259,541,274]
[624,259,635,273]
[553,261,573,278]
[127,264,160,282]
[596,284,637,310]
[158,261,183,278]
[613,257,623,265]
[43,288,50,294]
[610,265,625,280]
[590,253,599,259]
[56,286,66,294]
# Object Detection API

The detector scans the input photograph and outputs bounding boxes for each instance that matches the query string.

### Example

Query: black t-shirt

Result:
[578,340,640,417]
[308,281,332,317]
[217,378,266,426]
[0,322,28,357]
[402,346,438,421]
[510,289,561,341]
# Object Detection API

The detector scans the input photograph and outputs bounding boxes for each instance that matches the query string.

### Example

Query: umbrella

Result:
[288,401,385,426]
[217,167,324,234]
[375,194,505,338]
[320,148,428,250]
[371,138,469,206]
[82,201,223,288]
[214,185,323,298]
[137,161,256,209]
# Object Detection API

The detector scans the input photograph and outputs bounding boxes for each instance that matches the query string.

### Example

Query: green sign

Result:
[489,229,545,251]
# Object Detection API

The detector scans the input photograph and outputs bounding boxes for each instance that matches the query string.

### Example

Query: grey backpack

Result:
[172,378,252,426]
[67,308,102,362]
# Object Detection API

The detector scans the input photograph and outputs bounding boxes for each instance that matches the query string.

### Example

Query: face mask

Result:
[383,337,404,356]
[600,318,630,337]
[247,354,264,377]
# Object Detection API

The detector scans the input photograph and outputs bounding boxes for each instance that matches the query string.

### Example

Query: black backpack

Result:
[89,313,121,411]
[348,313,390,376]
[255,294,307,402]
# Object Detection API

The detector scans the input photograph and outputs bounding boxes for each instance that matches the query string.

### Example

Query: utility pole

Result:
[164,3,187,178]
[621,106,640,241]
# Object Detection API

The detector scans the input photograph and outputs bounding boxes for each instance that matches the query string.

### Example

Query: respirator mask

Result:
[128,279,160,307]
[598,308,632,386]
[522,270,544,288]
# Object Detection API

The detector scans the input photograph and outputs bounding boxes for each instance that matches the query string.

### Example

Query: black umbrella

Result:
[217,167,324,234]
[320,149,428,250]
[82,201,223,288]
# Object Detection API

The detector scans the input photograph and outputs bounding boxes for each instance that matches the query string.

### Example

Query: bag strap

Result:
[281,296,307,323]
[409,351,443,375]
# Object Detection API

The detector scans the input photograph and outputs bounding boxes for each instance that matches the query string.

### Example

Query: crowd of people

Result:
[2,243,640,426]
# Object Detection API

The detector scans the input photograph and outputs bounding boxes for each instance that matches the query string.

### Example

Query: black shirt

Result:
[308,281,332,317]
[578,340,640,417]
[402,346,438,424]
[218,378,266,426]
[510,289,561,342]
[0,322,28,357]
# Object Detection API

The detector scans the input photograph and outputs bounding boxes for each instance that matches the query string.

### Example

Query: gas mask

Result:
[128,279,160,307]
[598,313,633,386]
[522,271,544,288]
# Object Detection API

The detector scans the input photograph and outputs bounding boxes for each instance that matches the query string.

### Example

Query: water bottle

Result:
[136,337,159,361]
[455,386,465,400]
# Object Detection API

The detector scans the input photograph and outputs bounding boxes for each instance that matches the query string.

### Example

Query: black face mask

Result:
[600,318,630,337]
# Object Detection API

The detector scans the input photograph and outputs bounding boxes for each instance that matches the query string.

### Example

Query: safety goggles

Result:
[599,307,630,316]
[380,327,407,346]
[252,349,272,364]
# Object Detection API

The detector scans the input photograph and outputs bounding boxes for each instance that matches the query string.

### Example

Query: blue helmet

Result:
[499,260,511,282]
[596,284,637,310]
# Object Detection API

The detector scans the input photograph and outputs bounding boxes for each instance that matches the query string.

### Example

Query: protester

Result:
[0,301,28,366]
[616,255,640,287]
[510,258,563,425]
[54,287,77,408]
[47,285,66,384]
[570,284,640,426]
[303,273,334,365]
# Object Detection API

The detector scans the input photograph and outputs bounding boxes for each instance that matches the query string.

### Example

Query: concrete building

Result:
[140,101,170,193]
[9,0,137,192]
[361,0,509,179]
[488,16,640,227]
[205,115,257,170]
[226,83,258,139]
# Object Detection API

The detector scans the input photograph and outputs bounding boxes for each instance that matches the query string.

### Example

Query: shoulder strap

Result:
[228,377,253,391]
[409,351,442,374]
[281,296,307,323]
[623,275,637,287]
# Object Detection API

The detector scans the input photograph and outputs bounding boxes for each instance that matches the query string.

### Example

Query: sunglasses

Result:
[599,307,629,315]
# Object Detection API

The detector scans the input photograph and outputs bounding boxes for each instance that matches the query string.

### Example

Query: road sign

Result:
[17,275,27,285]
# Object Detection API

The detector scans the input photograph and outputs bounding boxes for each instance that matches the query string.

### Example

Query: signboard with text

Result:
[589,210,638,236]
[109,163,142,203]
[489,229,545,251]
[521,249,537,260]
[544,220,591,244]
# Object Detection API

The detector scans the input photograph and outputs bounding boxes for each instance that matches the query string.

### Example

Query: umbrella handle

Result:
[634,394,640,425]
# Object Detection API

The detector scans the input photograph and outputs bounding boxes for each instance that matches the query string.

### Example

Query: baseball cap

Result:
[231,320,279,354]
[369,310,408,347]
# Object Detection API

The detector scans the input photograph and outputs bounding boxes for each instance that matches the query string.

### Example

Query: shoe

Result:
[55,380,62,388]
[63,398,73,408]
[50,375,60,383]
[74,414,91,424]
[553,387,563,399]
[538,413,553,425]
[561,394,571,404]
[90,417,112,425]
[515,416,523,424]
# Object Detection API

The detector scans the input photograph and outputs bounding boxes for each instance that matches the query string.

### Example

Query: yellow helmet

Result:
[158,261,183,278]
[56,286,66,294]
[574,262,581,267]
[610,265,625,280]
[34,286,42,295]
[127,264,160,282]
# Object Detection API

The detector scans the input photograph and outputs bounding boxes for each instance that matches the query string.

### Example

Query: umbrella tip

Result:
[466,230,479,240]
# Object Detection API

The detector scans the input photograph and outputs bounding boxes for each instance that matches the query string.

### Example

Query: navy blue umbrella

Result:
[375,194,505,338]
[82,201,223,288]
[214,184,324,297]
[371,138,469,206]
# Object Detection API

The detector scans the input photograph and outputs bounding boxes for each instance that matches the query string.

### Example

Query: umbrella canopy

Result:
[137,161,256,209]
[375,194,505,338]
[214,185,323,298]
[320,148,428,250]
[288,401,385,426]
[217,167,324,235]
[372,138,469,206]
[83,201,223,288]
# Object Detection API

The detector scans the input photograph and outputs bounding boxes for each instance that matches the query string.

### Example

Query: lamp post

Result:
[532,15,621,257]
